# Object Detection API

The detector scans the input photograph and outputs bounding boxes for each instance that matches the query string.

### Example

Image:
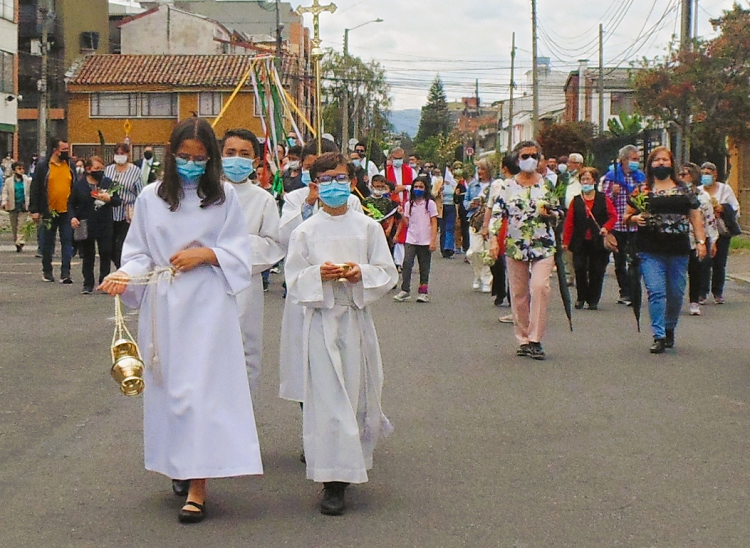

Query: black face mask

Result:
[651,165,672,181]
[143,151,153,160]
[90,170,104,183]
[59,151,70,162]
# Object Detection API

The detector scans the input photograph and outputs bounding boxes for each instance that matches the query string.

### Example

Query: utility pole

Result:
[531,0,539,137]
[37,0,52,157]
[508,31,515,152]
[342,29,349,151]
[693,0,699,39]
[679,0,693,163]
[275,0,282,72]
[599,23,604,135]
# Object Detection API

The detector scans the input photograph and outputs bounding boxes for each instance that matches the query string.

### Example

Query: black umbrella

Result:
[554,227,574,331]
[626,240,642,332]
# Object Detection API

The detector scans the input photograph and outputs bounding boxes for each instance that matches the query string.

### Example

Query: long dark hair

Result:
[158,118,225,211]
[409,175,433,211]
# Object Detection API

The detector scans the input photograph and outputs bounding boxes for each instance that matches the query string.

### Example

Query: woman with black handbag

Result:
[700,162,740,304]
[562,167,617,310]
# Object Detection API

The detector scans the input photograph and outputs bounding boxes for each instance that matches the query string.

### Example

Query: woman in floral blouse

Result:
[489,140,561,360]
[624,147,706,354]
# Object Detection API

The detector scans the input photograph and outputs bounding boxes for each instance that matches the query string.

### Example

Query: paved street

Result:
[2,231,750,548]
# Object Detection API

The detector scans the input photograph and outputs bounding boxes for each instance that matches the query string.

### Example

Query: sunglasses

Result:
[317,174,350,184]
[520,153,539,160]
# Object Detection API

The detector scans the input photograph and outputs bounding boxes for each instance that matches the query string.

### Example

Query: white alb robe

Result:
[228,179,284,394]
[120,182,262,480]
[278,187,363,402]
[285,208,398,483]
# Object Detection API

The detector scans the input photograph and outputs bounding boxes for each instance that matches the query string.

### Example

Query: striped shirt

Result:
[105,164,142,221]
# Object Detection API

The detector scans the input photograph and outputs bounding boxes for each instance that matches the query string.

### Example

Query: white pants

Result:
[466,229,492,286]
[393,243,405,267]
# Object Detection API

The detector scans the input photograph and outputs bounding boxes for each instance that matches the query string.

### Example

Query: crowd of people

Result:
[8,122,741,523]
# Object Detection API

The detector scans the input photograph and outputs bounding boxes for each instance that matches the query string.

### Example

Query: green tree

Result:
[321,50,392,149]
[537,121,596,159]
[415,75,451,144]
[632,4,750,154]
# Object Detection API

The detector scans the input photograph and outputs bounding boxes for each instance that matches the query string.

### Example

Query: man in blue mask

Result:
[601,144,646,305]
[220,128,284,395]
[284,151,398,516]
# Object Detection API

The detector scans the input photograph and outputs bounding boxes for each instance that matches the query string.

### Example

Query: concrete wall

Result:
[121,6,224,55]
[59,0,110,68]
[0,14,18,131]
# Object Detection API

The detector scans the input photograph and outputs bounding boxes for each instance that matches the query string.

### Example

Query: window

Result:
[90,93,177,118]
[90,93,138,117]
[0,51,12,94]
[198,92,222,117]
[0,0,13,22]
[140,93,177,117]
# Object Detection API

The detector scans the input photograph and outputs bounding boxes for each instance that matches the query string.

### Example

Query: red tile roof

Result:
[67,55,258,88]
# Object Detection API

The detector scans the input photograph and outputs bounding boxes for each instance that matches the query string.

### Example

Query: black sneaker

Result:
[61,277,73,285]
[516,344,531,357]
[650,338,666,354]
[528,342,545,360]
[42,274,54,282]
[665,329,675,349]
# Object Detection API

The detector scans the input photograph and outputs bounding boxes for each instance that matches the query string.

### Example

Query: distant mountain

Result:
[389,109,422,138]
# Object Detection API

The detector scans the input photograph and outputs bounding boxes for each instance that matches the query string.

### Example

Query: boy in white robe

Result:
[221,129,284,393]
[285,152,398,516]
[278,140,362,404]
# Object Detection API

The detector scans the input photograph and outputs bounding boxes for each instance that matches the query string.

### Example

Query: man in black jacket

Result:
[134,145,157,185]
[29,137,76,283]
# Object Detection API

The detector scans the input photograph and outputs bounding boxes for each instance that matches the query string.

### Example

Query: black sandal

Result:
[172,479,190,497]
[178,501,206,524]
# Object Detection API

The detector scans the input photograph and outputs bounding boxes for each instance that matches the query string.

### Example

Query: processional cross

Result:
[297,0,337,152]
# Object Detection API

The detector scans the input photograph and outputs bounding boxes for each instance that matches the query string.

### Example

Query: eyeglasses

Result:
[317,174,350,184]
[175,153,210,164]
[520,153,539,160]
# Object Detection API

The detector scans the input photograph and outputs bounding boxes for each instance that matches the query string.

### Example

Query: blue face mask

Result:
[701,174,714,186]
[628,161,640,172]
[392,159,404,169]
[581,184,596,193]
[413,188,425,198]
[301,169,312,186]
[175,157,207,184]
[222,156,255,183]
[319,181,351,208]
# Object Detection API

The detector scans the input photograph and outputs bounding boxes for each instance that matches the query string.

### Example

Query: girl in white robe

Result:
[100,118,262,524]
[284,152,397,516]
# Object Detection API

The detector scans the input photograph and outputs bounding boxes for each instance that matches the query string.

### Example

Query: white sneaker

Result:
[416,293,430,303]
[393,290,410,302]
[480,283,491,293]
[472,279,481,291]
[689,303,701,316]
[498,314,514,324]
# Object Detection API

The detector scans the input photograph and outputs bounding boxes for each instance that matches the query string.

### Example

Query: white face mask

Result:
[558,164,568,173]
[76,167,85,175]
[114,154,128,165]
[519,158,539,173]
[287,160,300,170]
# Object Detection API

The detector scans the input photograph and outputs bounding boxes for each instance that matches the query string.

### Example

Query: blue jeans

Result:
[440,204,456,254]
[42,211,73,279]
[639,252,688,339]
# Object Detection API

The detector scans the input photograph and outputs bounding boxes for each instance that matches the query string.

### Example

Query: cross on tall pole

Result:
[298,0,337,153]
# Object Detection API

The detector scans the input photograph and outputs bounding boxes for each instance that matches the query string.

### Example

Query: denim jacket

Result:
[463,178,491,218]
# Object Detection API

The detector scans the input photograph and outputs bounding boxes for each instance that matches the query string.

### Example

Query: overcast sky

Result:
[301,0,739,111]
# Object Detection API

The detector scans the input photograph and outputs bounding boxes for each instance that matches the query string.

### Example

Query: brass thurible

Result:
[110,295,145,396]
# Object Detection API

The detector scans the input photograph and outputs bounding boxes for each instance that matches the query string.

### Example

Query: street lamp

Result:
[342,18,383,148]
